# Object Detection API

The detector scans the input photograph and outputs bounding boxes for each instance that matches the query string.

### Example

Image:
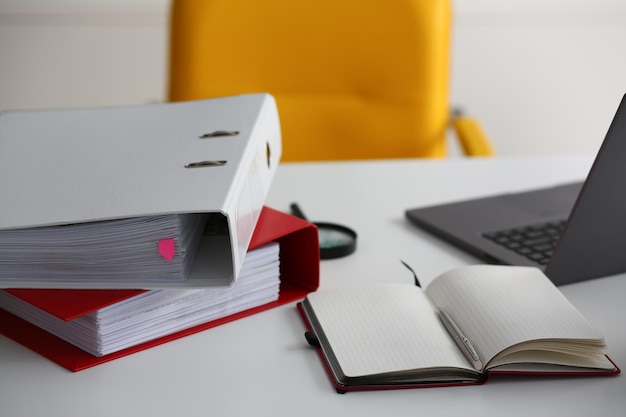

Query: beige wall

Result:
[1,0,625,156]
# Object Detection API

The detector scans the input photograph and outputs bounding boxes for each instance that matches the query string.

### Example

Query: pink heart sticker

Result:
[158,238,175,262]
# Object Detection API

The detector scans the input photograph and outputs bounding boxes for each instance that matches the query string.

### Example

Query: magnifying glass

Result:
[290,203,357,259]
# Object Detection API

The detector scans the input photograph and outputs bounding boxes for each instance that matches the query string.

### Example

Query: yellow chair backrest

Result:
[168,0,470,161]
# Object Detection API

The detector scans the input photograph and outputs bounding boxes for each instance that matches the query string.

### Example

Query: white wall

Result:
[0,0,169,109]
[453,0,626,156]
[1,0,625,156]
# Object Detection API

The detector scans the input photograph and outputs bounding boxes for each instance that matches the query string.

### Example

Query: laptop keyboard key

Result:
[482,220,565,265]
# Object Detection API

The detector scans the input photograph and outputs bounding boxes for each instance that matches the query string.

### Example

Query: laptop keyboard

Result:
[482,220,566,265]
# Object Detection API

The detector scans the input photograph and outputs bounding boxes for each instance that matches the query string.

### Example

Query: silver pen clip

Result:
[438,308,483,371]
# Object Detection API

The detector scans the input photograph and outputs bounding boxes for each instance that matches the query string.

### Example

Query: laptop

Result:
[406,94,626,286]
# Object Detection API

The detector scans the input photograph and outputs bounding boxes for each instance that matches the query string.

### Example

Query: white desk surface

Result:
[2,155,624,417]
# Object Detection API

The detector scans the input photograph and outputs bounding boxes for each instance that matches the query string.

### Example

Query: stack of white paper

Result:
[0,213,207,285]
[0,242,280,357]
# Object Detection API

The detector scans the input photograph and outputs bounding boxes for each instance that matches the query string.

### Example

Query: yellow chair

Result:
[168,0,494,162]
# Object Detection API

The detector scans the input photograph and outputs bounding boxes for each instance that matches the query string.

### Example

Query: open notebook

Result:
[298,265,619,392]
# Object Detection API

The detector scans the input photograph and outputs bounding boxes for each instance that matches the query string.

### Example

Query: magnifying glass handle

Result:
[290,202,308,221]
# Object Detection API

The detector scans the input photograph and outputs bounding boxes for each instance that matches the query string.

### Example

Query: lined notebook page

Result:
[425,265,606,367]
[306,285,472,377]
